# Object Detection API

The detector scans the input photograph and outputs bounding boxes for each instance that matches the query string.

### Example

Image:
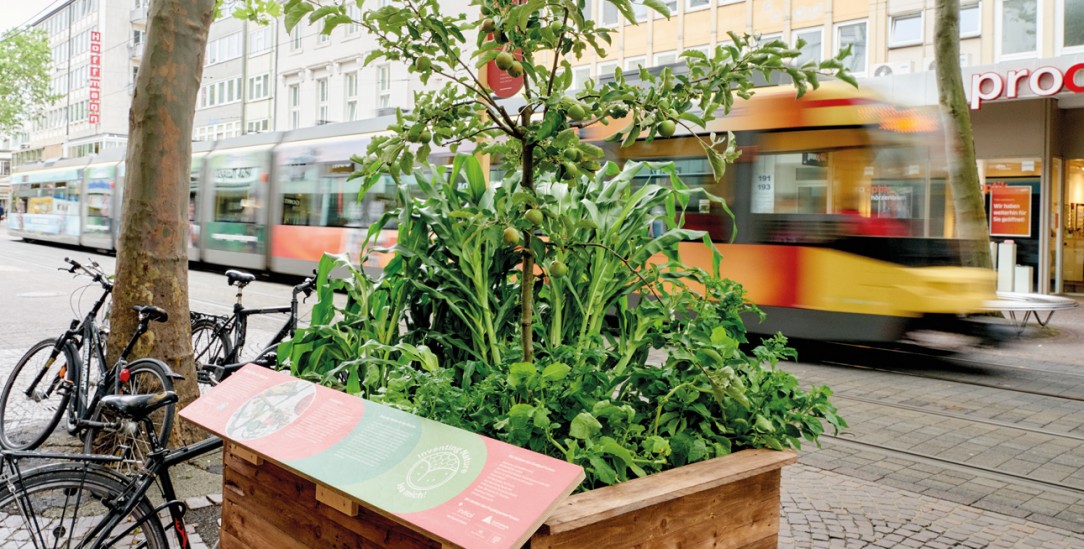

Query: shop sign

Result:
[970,63,1084,110]
[89,31,101,124]
[989,185,1031,237]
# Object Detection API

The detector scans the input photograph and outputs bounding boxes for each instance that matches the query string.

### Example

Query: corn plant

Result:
[247,0,851,487]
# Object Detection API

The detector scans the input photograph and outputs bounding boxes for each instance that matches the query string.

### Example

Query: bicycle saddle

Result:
[226,269,256,286]
[134,305,169,323]
[100,391,178,421]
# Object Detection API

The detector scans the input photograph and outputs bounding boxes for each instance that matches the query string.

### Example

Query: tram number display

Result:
[752,173,774,213]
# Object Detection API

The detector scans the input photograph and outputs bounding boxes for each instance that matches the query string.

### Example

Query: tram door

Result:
[200,143,277,270]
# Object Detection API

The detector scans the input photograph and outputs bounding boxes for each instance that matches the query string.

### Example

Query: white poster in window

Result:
[752,157,775,213]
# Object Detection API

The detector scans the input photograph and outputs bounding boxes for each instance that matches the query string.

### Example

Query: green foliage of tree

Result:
[254,0,854,361]
[244,0,851,486]
[0,28,57,136]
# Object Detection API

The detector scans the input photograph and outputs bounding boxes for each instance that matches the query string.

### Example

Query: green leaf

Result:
[508,361,537,389]
[570,412,603,440]
[541,362,571,383]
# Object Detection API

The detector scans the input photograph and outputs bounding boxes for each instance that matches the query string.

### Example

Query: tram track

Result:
[789,339,1084,511]
[821,434,1084,500]
[831,393,1084,443]
[796,339,1084,403]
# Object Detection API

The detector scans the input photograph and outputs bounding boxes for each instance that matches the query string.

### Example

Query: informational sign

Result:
[181,366,584,549]
[89,31,101,124]
[990,185,1032,237]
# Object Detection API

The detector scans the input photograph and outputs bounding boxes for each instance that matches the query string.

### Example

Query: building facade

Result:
[11,0,1084,294]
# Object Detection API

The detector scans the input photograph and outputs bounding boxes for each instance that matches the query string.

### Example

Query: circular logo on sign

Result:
[226,380,315,441]
[405,446,470,492]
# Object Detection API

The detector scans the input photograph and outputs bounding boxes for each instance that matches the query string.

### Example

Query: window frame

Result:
[833,20,869,76]
[996,0,1042,60]
[653,50,678,66]
[960,2,982,38]
[686,0,711,13]
[1056,0,1084,54]
[888,12,924,48]
[377,64,392,109]
[793,27,824,66]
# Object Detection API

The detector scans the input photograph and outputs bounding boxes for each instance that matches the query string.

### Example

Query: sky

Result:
[2,0,67,33]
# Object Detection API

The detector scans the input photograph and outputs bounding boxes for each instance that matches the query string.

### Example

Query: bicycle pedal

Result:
[56,379,74,396]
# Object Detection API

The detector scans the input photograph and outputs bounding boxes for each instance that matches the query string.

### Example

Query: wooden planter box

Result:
[220,443,795,549]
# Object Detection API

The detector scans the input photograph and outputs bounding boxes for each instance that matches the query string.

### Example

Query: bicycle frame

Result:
[2,435,224,549]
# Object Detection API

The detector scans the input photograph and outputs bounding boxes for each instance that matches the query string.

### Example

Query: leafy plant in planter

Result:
[253,0,850,489]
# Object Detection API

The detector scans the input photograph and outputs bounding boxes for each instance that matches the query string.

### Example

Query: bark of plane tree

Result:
[107,0,217,444]
[935,0,992,268]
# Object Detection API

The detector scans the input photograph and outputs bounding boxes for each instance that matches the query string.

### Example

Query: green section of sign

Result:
[343,413,488,514]
[288,403,423,484]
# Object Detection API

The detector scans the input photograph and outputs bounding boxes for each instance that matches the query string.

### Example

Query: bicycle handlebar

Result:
[63,257,113,290]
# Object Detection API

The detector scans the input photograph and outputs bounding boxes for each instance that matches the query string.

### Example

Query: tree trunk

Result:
[108,0,216,444]
[935,0,992,268]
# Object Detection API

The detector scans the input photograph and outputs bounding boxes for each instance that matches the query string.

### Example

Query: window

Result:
[132,29,145,46]
[597,61,618,83]
[583,0,594,21]
[758,32,782,46]
[316,77,330,124]
[624,56,646,71]
[794,28,823,65]
[571,66,592,92]
[961,3,981,37]
[835,21,868,74]
[318,32,330,45]
[248,74,269,100]
[377,64,391,108]
[289,83,301,129]
[345,4,361,35]
[889,13,923,47]
[999,0,1038,57]
[246,119,269,134]
[653,50,678,66]
[655,1,678,18]
[601,1,619,26]
[632,0,650,21]
[687,0,711,11]
[199,77,244,108]
[206,33,242,65]
[1061,0,1084,50]
[290,27,302,51]
[344,72,358,121]
[249,27,272,55]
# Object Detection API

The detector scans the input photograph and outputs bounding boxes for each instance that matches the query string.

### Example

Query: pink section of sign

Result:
[180,365,365,461]
[400,437,583,548]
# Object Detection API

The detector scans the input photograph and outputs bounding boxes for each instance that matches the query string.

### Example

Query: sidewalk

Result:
[779,297,1084,548]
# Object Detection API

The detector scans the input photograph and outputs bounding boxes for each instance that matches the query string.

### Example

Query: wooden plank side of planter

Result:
[220,442,442,549]
[529,449,796,549]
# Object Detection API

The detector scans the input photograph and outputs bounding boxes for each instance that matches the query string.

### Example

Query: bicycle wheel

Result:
[191,316,232,390]
[0,462,168,549]
[0,338,76,451]
[83,358,176,475]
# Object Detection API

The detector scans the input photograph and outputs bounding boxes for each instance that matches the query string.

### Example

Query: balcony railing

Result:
[129,41,144,59]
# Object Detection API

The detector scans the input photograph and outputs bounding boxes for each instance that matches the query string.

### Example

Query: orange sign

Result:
[989,186,1031,237]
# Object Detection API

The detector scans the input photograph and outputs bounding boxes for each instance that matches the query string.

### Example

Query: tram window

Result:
[278,168,369,228]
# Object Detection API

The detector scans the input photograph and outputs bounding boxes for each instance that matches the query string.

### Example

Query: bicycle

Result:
[0,390,225,549]
[190,269,314,389]
[0,258,177,475]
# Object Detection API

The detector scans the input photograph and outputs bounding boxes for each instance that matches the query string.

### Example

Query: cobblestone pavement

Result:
[779,298,1084,548]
